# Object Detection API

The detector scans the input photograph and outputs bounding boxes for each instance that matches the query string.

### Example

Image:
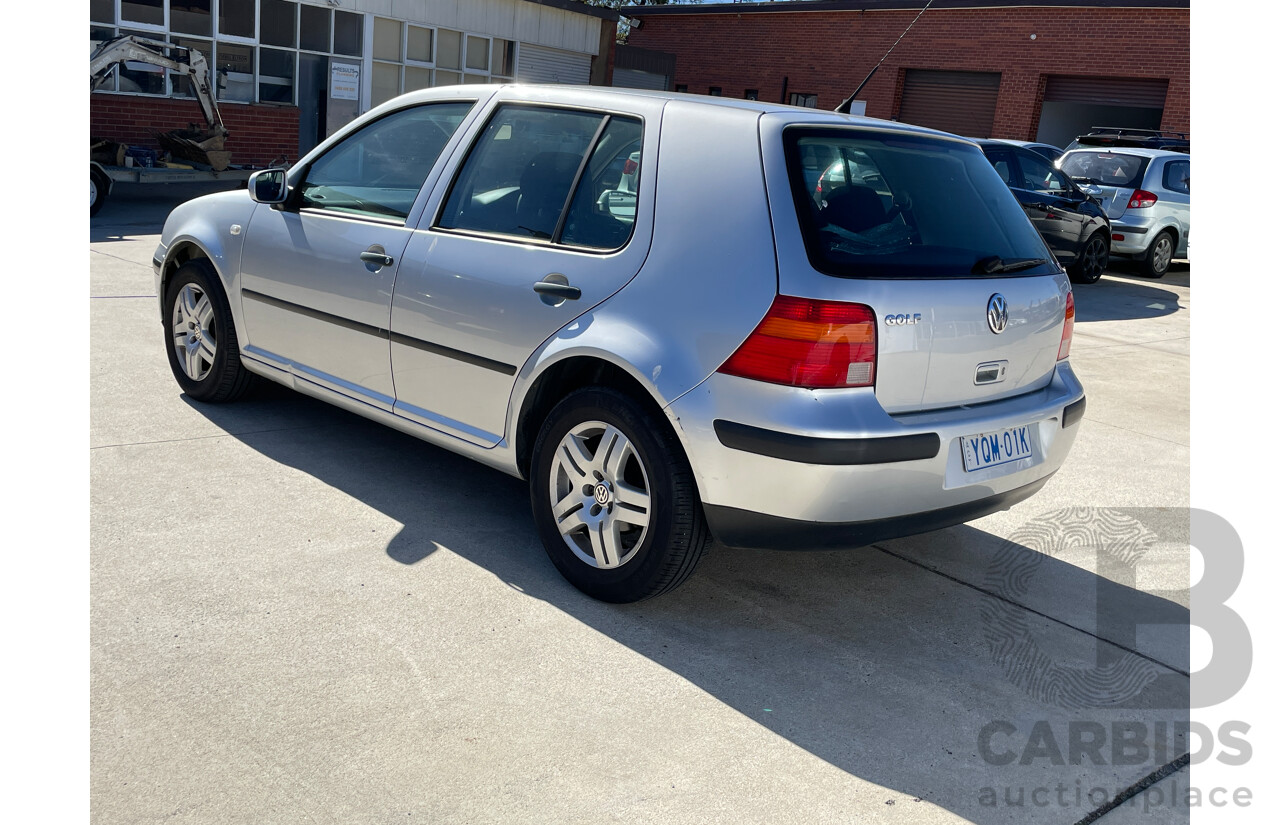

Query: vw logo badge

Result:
[593,483,611,506]
[987,293,1009,334]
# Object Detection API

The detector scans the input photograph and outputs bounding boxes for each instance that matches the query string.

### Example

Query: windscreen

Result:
[1058,151,1150,189]
[786,128,1056,279]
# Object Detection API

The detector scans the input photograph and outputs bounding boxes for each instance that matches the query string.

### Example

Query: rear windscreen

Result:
[1058,151,1150,189]
[786,128,1057,279]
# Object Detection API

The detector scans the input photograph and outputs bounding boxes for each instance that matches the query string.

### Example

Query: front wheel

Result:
[529,387,711,602]
[163,261,253,402]
[1068,231,1109,284]
[90,167,109,217]
[1140,230,1175,278]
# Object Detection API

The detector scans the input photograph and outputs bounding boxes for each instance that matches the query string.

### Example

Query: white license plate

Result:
[961,425,1033,472]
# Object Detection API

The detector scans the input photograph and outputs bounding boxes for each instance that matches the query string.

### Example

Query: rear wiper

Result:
[1070,175,1102,185]
[972,255,1048,274]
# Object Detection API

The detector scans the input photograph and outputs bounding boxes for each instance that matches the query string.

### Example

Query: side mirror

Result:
[248,168,288,205]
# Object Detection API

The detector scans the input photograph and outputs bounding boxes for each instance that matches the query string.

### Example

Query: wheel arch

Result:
[514,354,672,481]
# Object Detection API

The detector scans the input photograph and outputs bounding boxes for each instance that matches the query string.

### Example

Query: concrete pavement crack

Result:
[90,423,333,451]
[870,543,1189,677]
[1071,752,1191,824]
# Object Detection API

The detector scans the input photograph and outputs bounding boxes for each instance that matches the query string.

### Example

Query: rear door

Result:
[1009,146,1098,262]
[388,97,661,446]
[759,117,1070,414]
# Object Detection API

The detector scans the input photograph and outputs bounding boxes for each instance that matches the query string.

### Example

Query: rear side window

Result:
[1016,150,1071,194]
[297,101,474,222]
[786,128,1055,279]
[1163,160,1190,194]
[1059,151,1150,189]
[437,104,642,251]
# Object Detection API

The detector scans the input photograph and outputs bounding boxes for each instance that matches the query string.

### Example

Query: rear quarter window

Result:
[785,128,1056,279]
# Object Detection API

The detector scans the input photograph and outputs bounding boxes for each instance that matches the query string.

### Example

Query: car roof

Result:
[382,83,972,139]
[1060,146,1190,160]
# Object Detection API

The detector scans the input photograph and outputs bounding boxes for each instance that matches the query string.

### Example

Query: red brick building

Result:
[624,0,1189,147]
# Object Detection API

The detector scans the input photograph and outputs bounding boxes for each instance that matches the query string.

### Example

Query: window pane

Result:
[464,74,486,85]
[494,39,515,77]
[300,4,331,52]
[438,106,605,240]
[407,26,432,63]
[121,0,163,26]
[90,0,115,24]
[374,18,402,61]
[1163,161,1190,194]
[259,47,295,103]
[561,117,643,250]
[116,29,166,93]
[219,0,255,39]
[787,130,1056,279]
[436,29,461,69]
[216,41,254,102]
[171,1,212,36]
[170,37,212,98]
[404,67,433,92]
[434,70,461,87]
[300,102,476,221]
[260,0,296,48]
[372,62,400,107]
[465,36,489,71]
[333,11,362,56]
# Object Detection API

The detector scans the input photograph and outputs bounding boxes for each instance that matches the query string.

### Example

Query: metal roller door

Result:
[613,68,668,91]
[897,69,1002,138]
[517,44,591,85]
[1044,76,1169,108]
[1036,75,1169,148]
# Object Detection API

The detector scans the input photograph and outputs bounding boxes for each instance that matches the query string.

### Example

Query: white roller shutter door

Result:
[517,44,591,85]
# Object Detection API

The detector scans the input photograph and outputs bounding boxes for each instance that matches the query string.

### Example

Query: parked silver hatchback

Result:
[1057,147,1190,277]
[155,85,1085,602]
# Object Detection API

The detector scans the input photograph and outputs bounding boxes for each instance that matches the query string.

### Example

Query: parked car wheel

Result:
[163,261,253,402]
[90,167,109,217]
[530,387,711,603]
[1140,230,1175,278]
[1068,231,1109,284]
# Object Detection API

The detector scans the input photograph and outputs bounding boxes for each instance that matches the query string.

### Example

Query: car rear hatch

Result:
[756,118,1071,415]
[1058,150,1152,220]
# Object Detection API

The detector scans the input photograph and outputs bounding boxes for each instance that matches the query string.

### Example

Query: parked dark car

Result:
[1063,126,1189,154]
[974,139,1111,284]
[986,138,1064,162]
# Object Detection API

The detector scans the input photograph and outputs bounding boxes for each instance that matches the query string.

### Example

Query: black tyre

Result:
[1140,230,1175,278]
[90,167,109,217]
[163,261,253,403]
[529,387,711,602]
[1068,231,1109,284]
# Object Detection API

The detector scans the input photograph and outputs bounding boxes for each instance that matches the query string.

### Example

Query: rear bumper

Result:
[667,363,1085,543]
[1109,218,1157,255]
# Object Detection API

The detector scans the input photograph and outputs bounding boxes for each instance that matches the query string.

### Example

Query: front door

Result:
[239,100,477,409]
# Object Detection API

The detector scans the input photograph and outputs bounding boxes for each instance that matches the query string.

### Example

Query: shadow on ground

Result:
[1075,264,1187,323]
[184,380,1190,824]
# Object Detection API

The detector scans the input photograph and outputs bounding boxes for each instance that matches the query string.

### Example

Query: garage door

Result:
[897,69,1002,138]
[517,44,591,85]
[1036,75,1169,148]
[613,68,668,91]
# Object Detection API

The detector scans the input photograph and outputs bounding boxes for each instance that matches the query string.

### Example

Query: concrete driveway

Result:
[91,186,1191,824]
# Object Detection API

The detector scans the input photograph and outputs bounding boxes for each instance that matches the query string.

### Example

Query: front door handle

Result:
[360,250,395,267]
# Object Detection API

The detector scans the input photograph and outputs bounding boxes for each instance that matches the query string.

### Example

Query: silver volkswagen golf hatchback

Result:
[155,85,1085,602]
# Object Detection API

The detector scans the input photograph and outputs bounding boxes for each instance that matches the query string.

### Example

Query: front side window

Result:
[297,102,475,222]
[787,128,1055,279]
[437,105,643,251]
[1016,150,1070,194]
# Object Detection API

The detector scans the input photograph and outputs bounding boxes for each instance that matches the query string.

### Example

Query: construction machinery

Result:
[90,35,252,216]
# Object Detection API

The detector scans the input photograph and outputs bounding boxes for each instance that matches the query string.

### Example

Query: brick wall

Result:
[628,6,1189,139]
[90,93,301,167]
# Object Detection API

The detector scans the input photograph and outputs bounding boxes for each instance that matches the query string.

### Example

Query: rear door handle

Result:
[360,250,394,267]
[533,280,581,301]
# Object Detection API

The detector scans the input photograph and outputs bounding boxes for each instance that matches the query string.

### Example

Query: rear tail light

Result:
[718,295,877,388]
[1127,189,1158,209]
[1058,291,1075,361]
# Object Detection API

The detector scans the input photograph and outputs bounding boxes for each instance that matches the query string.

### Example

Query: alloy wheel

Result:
[1151,235,1173,274]
[171,283,218,382]
[549,421,652,569]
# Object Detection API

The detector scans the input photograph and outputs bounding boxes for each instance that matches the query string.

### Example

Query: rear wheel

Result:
[1068,231,1109,284]
[529,387,711,602]
[163,261,253,402]
[1140,230,1174,278]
